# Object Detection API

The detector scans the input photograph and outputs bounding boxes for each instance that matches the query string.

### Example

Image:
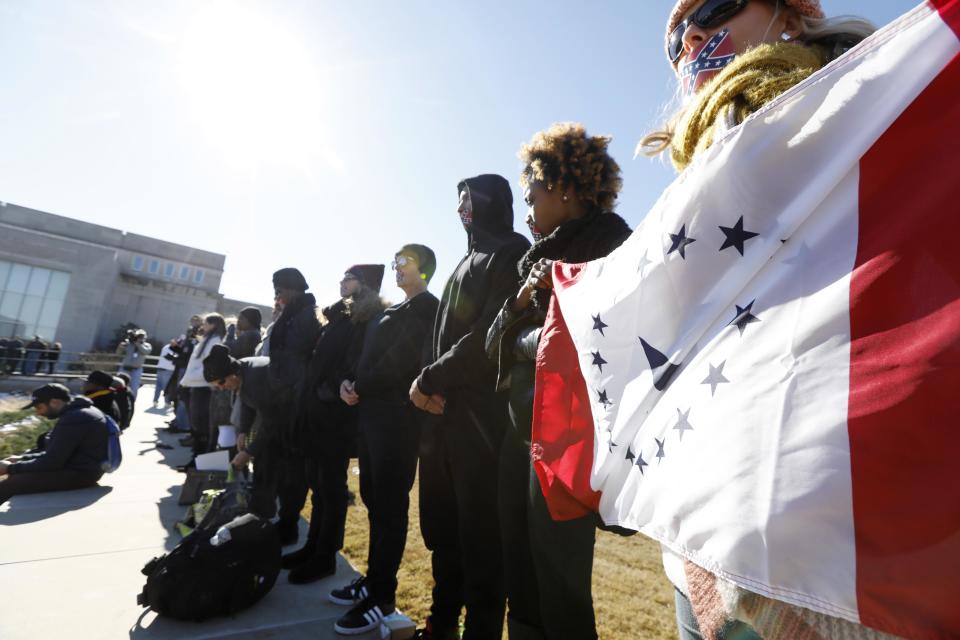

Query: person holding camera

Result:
[116,328,152,400]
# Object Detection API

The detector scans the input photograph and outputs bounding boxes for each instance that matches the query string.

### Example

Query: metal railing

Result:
[0,348,166,381]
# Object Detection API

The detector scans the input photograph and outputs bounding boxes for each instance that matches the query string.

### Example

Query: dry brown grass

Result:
[307,461,678,639]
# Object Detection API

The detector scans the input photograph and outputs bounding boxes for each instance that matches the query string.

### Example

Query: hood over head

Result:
[457,174,516,250]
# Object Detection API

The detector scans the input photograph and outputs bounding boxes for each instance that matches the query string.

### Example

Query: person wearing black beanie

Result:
[345,264,385,293]
[267,267,321,545]
[230,307,263,360]
[201,344,291,519]
[272,267,309,293]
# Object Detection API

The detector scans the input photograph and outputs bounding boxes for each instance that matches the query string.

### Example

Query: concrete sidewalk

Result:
[0,385,383,639]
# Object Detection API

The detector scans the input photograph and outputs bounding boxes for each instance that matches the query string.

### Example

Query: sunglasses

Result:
[667,0,749,63]
[391,255,417,269]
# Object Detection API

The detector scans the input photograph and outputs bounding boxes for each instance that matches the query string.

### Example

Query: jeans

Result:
[120,367,143,400]
[675,589,762,640]
[153,369,174,404]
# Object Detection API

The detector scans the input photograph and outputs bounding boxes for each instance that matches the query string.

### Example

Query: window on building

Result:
[0,260,70,340]
[194,269,205,285]
[164,263,175,278]
[132,255,144,272]
[148,259,159,274]
[179,265,190,280]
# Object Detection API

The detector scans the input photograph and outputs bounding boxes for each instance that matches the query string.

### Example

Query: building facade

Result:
[0,201,270,352]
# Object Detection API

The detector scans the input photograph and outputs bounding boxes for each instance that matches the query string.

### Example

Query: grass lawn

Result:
[0,409,52,458]
[322,462,678,639]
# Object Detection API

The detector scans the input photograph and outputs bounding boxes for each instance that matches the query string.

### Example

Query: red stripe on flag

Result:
[930,0,960,39]
[849,53,960,640]
[531,262,601,520]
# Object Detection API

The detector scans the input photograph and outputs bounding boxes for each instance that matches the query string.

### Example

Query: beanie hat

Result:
[239,306,262,329]
[666,0,824,63]
[86,370,115,389]
[346,264,385,293]
[272,267,309,292]
[202,343,240,382]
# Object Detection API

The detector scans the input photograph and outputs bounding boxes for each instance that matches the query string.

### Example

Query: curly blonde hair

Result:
[519,122,623,211]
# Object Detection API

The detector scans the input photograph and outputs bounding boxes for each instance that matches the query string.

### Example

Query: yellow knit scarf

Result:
[672,42,827,171]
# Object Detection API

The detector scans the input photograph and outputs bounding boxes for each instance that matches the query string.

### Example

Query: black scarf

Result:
[518,211,632,313]
[271,292,316,352]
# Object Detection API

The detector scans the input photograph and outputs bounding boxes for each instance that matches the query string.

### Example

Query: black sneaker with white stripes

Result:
[328,576,368,606]
[333,597,395,635]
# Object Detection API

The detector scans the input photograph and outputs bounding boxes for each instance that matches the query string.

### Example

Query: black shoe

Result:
[288,554,336,584]
[281,544,316,569]
[328,576,368,606]
[275,520,299,546]
[414,618,460,640]
[334,597,394,635]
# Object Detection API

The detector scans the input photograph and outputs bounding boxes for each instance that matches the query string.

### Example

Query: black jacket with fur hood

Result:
[296,289,386,452]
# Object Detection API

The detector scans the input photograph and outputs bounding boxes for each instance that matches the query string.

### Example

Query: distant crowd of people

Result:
[0,336,62,375]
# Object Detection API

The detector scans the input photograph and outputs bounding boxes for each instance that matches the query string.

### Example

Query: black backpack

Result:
[137,513,281,621]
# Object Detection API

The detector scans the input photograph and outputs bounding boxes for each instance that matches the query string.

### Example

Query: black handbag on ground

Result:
[137,512,281,621]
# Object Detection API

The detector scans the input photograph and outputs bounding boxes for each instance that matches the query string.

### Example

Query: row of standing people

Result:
[191,122,633,639]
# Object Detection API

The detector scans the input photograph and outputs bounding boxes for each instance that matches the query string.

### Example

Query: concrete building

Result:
[0,201,271,352]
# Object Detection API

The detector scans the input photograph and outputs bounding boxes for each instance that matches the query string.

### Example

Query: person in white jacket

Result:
[179,313,226,460]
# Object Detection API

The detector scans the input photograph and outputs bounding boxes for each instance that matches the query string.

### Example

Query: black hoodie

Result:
[417,174,531,395]
[8,397,108,476]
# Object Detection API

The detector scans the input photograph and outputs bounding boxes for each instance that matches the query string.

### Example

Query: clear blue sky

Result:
[0,0,915,307]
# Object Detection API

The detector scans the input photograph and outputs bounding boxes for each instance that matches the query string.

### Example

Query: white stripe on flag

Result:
[554,0,960,622]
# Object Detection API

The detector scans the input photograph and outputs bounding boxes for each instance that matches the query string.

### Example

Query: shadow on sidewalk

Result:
[0,485,114,525]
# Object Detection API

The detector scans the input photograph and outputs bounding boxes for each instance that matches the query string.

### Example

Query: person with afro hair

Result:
[485,122,632,639]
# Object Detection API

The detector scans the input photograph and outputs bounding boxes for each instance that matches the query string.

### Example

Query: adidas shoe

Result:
[334,597,395,635]
[328,576,368,606]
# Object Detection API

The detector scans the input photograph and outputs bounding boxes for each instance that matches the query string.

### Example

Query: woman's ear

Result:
[781,9,804,40]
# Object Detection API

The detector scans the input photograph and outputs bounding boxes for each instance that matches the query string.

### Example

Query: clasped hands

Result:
[408,380,445,415]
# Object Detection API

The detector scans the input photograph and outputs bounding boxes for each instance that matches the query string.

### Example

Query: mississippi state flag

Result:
[531,2,960,639]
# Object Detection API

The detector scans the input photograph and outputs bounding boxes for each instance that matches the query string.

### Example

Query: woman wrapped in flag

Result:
[641,4,877,638]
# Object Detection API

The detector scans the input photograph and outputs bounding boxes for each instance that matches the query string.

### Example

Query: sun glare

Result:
[176,4,331,173]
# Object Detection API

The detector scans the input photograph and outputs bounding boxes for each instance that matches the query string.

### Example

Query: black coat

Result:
[8,397,108,476]
[417,174,531,397]
[236,357,286,458]
[355,291,439,403]
[485,210,632,433]
[296,294,385,453]
[269,293,321,405]
[87,390,122,425]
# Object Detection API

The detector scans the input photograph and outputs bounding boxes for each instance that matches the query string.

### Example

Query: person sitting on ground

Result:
[201,344,286,520]
[112,374,135,431]
[0,384,109,506]
[83,370,122,425]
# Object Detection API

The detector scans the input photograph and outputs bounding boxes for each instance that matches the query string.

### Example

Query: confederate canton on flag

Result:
[531,2,960,639]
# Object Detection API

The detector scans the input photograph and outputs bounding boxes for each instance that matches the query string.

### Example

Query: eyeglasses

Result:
[667,0,748,63]
[391,255,417,270]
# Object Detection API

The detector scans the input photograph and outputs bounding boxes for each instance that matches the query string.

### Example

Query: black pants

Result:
[419,420,465,633]
[303,417,354,558]
[424,391,508,640]
[250,439,302,524]
[500,363,598,640]
[188,386,211,457]
[0,468,102,505]
[357,401,421,604]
